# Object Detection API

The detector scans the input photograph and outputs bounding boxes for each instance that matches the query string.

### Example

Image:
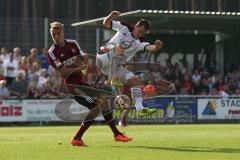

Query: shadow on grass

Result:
[110,145,240,153]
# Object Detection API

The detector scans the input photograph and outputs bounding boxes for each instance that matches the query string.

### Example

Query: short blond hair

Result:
[50,22,64,29]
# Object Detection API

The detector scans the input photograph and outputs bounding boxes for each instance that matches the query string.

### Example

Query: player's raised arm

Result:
[145,39,163,53]
[103,11,120,29]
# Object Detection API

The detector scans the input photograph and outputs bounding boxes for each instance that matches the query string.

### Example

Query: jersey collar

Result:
[54,40,67,48]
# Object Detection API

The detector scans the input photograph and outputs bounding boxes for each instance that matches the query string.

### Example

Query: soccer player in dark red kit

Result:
[47,22,132,147]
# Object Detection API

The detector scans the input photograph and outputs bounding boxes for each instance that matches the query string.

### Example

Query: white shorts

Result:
[96,52,135,83]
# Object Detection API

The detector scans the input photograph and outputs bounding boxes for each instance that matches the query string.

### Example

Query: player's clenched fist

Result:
[154,39,163,51]
[103,11,121,29]
[110,11,120,18]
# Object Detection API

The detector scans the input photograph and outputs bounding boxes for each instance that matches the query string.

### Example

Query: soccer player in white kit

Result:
[97,11,163,119]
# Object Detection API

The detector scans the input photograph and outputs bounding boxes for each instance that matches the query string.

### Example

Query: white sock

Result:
[131,87,144,111]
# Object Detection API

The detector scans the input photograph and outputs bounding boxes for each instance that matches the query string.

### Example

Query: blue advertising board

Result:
[114,97,197,123]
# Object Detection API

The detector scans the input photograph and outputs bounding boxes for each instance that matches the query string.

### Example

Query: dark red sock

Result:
[103,112,122,136]
[108,119,122,136]
[73,121,92,140]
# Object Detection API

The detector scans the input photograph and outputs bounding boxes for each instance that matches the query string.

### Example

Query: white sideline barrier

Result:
[1,96,240,122]
[0,99,104,122]
[0,99,61,122]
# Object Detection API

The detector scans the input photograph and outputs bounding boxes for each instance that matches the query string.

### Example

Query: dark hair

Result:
[136,19,150,30]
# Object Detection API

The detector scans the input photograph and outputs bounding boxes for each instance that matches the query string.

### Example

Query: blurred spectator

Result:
[218,86,229,97]
[210,72,219,84]
[3,53,18,86]
[192,69,201,85]
[38,69,48,88]
[13,47,21,62]
[0,47,10,65]
[173,63,183,82]
[225,71,234,82]
[9,72,28,98]
[227,78,238,94]
[198,78,210,95]
[208,72,219,92]
[181,62,191,76]
[27,74,39,98]
[182,74,192,94]
[0,48,9,84]
[0,80,10,99]
[200,68,210,79]
[38,48,49,70]
[18,56,29,76]
[29,62,41,81]
[27,48,39,68]
[214,78,226,92]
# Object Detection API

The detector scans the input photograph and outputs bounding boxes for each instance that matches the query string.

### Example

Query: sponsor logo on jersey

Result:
[63,56,77,66]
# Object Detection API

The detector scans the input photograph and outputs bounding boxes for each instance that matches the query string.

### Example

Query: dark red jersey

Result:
[47,39,85,88]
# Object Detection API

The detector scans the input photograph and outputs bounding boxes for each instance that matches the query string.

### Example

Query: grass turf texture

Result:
[0,124,240,160]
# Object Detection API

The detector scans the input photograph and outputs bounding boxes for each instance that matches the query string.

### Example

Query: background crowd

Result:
[0,46,239,99]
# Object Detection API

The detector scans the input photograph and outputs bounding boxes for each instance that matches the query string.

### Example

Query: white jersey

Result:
[97,21,149,79]
[107,21,149,61]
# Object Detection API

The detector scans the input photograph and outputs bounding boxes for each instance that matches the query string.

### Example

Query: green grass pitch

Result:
[0,124,240,160]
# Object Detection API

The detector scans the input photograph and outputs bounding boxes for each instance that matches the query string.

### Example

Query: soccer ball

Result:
[114,94,131,110]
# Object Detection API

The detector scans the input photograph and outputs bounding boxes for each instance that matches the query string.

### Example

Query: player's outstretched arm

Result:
[145,39,163,53]
[103,11,120,29]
